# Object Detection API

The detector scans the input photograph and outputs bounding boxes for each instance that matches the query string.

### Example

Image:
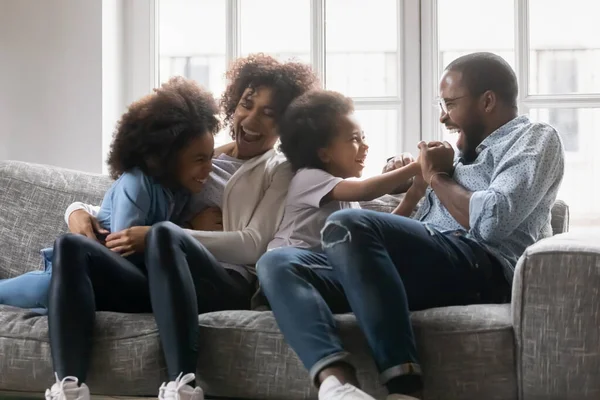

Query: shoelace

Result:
[47,373,80,400]
[158,372,196,400]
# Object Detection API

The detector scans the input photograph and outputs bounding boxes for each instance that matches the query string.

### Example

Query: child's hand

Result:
[410,171,428,198]
[105,226,151,257]
[383,153,417,194]
[189,207,223,231]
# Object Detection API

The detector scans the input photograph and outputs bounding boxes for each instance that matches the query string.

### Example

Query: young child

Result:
[0,76,220,315]
[268,89,425,252]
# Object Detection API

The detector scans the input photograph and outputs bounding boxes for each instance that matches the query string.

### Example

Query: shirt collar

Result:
[475,115,530,154]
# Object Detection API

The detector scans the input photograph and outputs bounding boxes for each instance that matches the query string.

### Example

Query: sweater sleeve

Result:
[183,161,293,265]
[64,202,101,226]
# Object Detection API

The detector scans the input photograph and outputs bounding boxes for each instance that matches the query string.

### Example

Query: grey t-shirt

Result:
[268,168,359,252]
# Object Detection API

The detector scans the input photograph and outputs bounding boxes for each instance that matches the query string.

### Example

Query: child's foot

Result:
[158,372,204,400]
[318,375,376,400]
[44,374,90,400]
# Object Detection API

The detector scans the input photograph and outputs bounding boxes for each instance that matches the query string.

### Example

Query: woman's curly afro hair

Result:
[220,53,319,138]
[106,76,221,182]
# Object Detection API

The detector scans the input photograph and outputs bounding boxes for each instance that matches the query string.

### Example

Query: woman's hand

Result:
[68,210,108,242]
[105,226,151,257]
[189,207,223,231]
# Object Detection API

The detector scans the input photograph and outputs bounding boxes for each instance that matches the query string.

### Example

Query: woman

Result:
[48,54,319,400]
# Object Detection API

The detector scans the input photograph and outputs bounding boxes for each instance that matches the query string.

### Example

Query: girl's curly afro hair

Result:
[106,76,221,182]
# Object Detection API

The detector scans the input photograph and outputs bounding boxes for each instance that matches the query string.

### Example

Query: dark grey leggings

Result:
[48,222,252,383]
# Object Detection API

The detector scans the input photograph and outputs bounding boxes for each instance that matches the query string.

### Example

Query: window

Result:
[157,0,420,173]
[425,0,600,232]
[148,0,600,232]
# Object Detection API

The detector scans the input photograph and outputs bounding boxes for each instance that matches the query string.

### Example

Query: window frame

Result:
[421,0,600,142]
[128,0,422,161]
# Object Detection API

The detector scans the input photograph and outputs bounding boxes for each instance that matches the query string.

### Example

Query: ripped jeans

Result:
[257,209,507,395]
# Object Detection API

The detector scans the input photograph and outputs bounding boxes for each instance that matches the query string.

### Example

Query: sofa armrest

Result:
[512,232,600,400]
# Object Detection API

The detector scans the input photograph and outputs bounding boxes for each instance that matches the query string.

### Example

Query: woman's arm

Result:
[183,161,293,265]
[328,162,421,203]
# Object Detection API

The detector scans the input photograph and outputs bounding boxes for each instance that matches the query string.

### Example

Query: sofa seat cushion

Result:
[0,303,516,400]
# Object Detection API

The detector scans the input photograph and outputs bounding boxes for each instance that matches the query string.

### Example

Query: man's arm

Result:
[430,174,472,229]
[468,129,564,243]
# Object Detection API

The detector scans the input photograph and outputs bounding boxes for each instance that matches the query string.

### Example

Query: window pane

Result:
[529,0,600,95]
[158,0,226,95]
[528,108,600,233]
[354,109,399,178]
[241,0,310,63]
[438,0,514,72]
[325,0,398,97]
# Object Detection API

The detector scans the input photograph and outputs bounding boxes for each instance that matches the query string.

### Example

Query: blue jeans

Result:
[256,209,507,394]
[0,249,52,314]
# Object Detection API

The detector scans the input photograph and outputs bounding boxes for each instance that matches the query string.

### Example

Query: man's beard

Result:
[458,122,486,164]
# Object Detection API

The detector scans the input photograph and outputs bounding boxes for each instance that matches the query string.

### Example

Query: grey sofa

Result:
[0,160,597,400]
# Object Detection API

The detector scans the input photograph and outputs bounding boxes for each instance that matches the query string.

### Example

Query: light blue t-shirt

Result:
[413,116,565,281]
[42,168,189,268]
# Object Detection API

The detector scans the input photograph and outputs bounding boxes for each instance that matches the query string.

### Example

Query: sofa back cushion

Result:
[0,160,570,279]
[0,161,111,278]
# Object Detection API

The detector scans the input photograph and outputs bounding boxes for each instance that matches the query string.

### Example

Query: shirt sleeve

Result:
[108,171,153,232]
[291,168,344,208]
[468,124,565,243]
[64,202,101,225]
[184,160,293,265]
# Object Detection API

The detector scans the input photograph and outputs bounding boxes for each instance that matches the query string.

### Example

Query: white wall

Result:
[0,0,114,173]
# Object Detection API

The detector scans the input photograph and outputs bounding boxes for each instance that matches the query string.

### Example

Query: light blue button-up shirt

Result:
[413,115,565,281]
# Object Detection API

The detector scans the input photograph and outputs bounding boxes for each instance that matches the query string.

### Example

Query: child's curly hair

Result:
[279,90,354,172]
[221,53,319,138]
[106,76,221,182]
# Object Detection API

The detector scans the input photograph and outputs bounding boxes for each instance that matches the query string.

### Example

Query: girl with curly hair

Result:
[0,77,220,399]
[50,54,319,400]
[0,76,219,309]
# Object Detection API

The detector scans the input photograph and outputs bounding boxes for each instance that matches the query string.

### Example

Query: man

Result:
[256,52,565,400]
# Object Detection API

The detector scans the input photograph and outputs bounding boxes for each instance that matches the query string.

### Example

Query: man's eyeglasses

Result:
[438,95,469,114]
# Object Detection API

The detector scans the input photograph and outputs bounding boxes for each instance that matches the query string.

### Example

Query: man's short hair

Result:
[445,52,518,108]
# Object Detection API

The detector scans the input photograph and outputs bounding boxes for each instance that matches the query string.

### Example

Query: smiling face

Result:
[174,133,214,193]
[438,70,487,162]
[318,113,369,179]
[232,86,280,159]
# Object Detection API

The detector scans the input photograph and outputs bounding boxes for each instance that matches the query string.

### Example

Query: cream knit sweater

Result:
[64,149,293,266]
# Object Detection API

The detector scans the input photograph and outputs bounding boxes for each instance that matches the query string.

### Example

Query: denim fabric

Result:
[413,115,565,281]
[0,248,53,314]
[257,209,507,394]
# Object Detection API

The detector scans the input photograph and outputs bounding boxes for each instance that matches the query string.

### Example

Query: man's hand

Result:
[189,207,223,231]
[105,226,151,257]
[383,152,416,194]
[418,141,455,184]
[68,209,108,242]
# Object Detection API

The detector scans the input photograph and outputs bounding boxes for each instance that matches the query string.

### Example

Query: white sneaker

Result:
[44,374,90,400]
[318,375,376,400]
[386,394,420,400]
[158,372,204,400]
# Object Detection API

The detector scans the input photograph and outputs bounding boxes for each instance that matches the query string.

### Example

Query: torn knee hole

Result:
[321,221,352,249]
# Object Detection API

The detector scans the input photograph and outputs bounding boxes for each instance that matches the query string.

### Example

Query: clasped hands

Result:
[385,140,455,192]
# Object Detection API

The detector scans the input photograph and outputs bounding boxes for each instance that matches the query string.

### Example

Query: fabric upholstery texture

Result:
[0,160,587,400]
